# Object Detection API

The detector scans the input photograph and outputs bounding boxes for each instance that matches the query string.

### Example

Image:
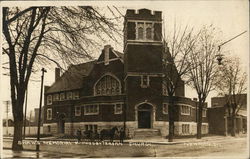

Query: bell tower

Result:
[124,9,164,126]
[124,9,163,73]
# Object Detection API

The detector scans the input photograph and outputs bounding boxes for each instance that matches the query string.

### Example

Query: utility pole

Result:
[5,100,10,136]
[29,111,32,135]
[23,84,28,139]
[36,68,46,151]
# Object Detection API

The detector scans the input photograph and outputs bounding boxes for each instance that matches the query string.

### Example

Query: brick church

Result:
[43,9,209,138]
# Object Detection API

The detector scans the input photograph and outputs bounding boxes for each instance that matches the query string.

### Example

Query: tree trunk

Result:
[11,90,25,150]
[12,119,23,150]
[168,96,174,142]
[231,114,236,136]
[196,100,203,139]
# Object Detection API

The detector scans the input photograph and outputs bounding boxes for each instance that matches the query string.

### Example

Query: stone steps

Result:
[133,129,161,139]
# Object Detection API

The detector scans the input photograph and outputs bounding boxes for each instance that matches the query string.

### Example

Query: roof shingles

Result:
[46,61,95,93]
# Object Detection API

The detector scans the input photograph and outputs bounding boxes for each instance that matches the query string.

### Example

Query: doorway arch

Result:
[135,102,156,129]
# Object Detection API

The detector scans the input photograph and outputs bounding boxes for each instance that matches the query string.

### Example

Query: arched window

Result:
[146,27,152,39]
[95,75,121,95]
[138,27,144,40]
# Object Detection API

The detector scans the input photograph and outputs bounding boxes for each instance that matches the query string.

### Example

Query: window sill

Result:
[84,113,99,115]
[181,113,191,116]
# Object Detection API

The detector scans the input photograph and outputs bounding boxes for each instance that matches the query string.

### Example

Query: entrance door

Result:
[58,114,65,133]
[138,111,151,128]
[59,120,65,133]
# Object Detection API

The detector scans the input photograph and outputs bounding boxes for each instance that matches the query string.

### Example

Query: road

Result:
[2,137,248,158]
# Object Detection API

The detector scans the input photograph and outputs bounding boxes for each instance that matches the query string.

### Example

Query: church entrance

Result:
[137,104,152,128]
[58,114,65,133]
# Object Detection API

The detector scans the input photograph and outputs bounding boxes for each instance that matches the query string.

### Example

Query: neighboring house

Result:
[43,8,209,138]
[208,94,247,135]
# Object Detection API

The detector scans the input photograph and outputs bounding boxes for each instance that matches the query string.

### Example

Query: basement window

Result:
[182,124,190,134]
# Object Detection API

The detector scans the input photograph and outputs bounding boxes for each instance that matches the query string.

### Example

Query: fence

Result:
[3,126,43,136]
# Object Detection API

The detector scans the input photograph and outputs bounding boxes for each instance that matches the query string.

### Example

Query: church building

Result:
[43,9,209,138]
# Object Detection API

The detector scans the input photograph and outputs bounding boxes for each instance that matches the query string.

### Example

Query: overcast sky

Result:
[1,1,249,118]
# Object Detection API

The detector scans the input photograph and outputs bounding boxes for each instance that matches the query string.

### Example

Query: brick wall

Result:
[208,107,226,135]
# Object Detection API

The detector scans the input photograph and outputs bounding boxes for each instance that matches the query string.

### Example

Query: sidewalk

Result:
[126,134,246,145]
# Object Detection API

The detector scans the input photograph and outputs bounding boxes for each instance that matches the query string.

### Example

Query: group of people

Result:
[76,127,125,143]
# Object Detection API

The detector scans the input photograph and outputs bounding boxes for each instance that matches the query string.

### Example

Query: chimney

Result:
[104,45,111,65]
[55,68,60,82]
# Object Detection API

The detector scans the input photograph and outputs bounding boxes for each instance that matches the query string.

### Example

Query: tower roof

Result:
[125,9,162,21]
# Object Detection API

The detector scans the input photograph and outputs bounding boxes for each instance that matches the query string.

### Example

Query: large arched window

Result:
[95,75,121,96]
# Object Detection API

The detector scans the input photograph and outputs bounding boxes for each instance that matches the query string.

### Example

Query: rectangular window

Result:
[67,92,73,100]
[181,105,191,115]
[47,108,52,120]
[136,22,154,40]
[60,93,65,101]
[53,94,59,101]
[47,95,52,105]
[114,103,123,114]
[73,91,79,99]
[202,109,206,117]
[84,104,99,115]
[163,103,168,114]
[75,106,81,116]
[141,75,150,88]
[182,124,190,134]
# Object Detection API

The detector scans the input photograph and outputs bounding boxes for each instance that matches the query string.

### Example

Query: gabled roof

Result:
[46,61,96,93]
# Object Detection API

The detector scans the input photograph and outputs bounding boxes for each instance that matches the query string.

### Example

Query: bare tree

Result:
[162,22,199,142]
[187,25,221,139]
[215,57,247,136]
[2,6,121,150]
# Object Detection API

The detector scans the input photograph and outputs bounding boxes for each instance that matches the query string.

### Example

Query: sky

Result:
[1,1,249,119]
